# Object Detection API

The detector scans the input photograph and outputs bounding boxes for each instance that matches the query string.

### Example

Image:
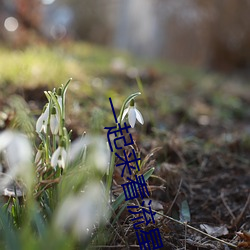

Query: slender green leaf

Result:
[0,208,21,250]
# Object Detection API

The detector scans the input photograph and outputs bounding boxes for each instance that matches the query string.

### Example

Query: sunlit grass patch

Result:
[0,44,85,86]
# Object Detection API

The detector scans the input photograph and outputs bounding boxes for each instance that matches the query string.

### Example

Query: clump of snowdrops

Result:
[0,79,153,249]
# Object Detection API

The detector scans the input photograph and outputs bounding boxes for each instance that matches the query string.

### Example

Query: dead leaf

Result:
[200,224,228,237]
[237,231,250,248]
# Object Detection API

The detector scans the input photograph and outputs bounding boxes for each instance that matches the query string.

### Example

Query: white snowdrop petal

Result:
[92,137,109,172]
[0,131,33,190]
[36,104,50,134]
[35,150,42,164]
[0,130,13,151]
[67,137,88,163]
[6,134,32,170]
[128,108,136,128]
[55,196,79,231]
[61,148,67,161]
[55,183,108,240]
[44,104,50,118]
[36,113,45,133]
[42,122,48,133]
[58,159,64,169]
[50,114,59,135]
[121,108,129,121]
[60,149,67,169]
[135,109,144,125]
[51,147,61,168]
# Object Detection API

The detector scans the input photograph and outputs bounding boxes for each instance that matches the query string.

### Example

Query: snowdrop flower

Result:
[67,135,109,173]
[55,182,109,240]
[50,106,59,135]
[36,103,50,133]
[51,142,67,169]
[67,136,87,164]
[122,99,144,128]
[0,130,33,190]
[88,136,110,173]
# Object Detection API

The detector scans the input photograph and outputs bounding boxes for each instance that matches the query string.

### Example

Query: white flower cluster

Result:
[35,88,110,172]
[35,87,67,170]
[36,92,62,135]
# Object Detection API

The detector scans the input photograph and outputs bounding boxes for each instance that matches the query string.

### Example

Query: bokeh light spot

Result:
[41,0,55,5]
[4,17,19,32]
[50,24,66,40]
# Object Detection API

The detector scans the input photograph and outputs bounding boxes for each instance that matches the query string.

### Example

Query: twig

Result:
[221,190,236,221]
[34,180,59,198]
[184,221,187,250]
[39,177,60,184]
[89,245,140,248]
[106,215,127,246]
[233,192,250,227]
[166,178,183,215]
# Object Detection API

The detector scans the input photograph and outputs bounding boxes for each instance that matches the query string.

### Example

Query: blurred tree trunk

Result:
[161,0,250,71]
[67,0,113,44]
[204,0,250,71]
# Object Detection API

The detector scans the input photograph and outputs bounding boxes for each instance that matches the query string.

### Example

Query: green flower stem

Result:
[52,134,56,152]
[61,78,72,126]
[62,127,70,150]
[106,142,117,199]
[44,96,53,164]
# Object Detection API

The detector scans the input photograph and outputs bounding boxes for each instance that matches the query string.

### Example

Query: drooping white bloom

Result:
[67,136,87,164]
[35,150,42,164]
[36,103,50,133]
[122,99,144,128]
[3,132,32,171]
[0,130,33,190]
[55,182,109,240]
[67,135,109,173]
[89,137,110,173]
[50,106,59,135]
[51,145,67,169]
